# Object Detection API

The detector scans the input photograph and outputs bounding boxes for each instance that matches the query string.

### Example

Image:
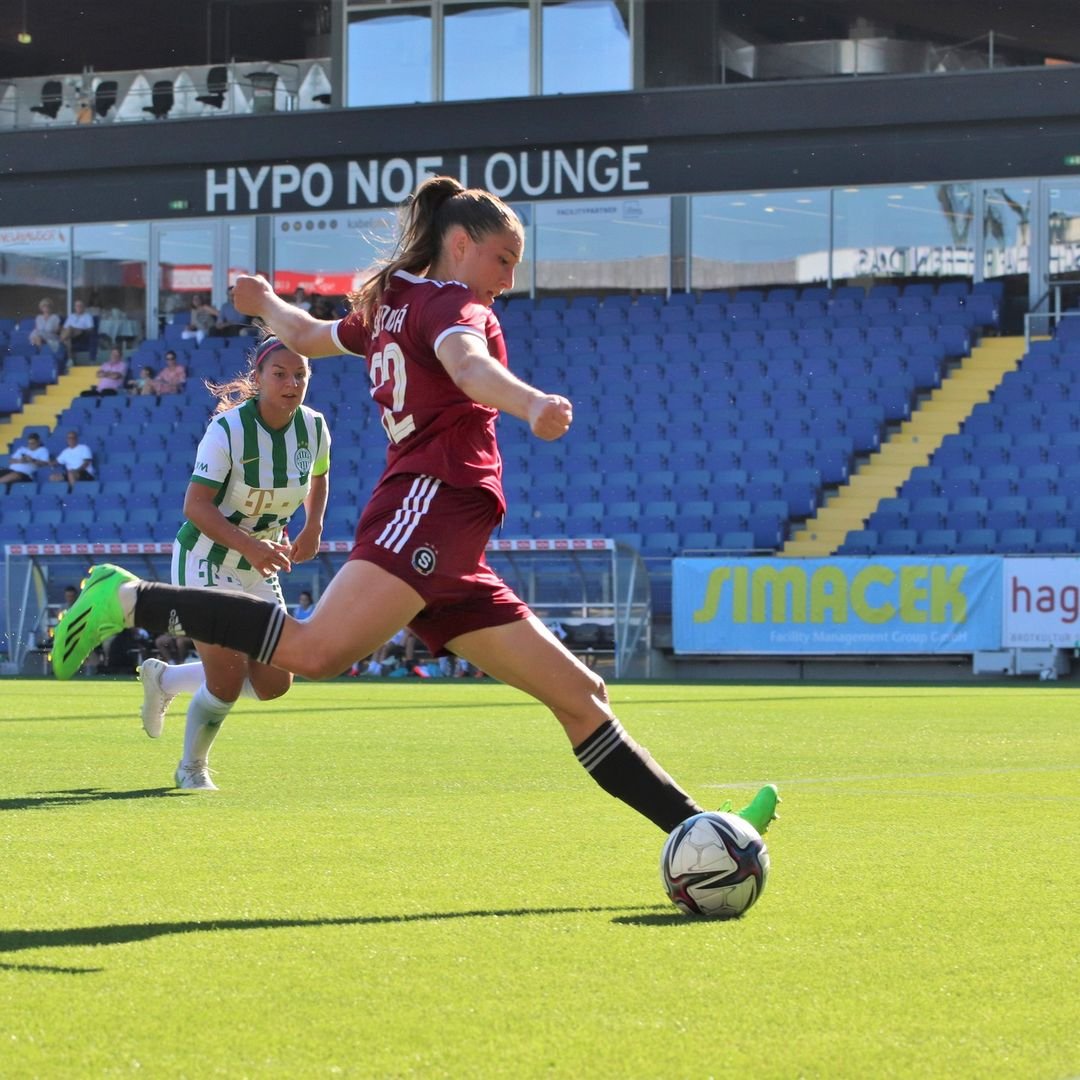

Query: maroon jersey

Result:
[331,270,506,508]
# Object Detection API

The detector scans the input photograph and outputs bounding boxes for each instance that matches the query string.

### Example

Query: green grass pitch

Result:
[1,677,1078,1078]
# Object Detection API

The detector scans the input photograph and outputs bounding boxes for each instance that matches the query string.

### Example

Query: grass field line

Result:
[702,761,1080,789]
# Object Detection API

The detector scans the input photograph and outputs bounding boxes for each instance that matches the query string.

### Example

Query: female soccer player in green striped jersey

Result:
[138,337,330,789]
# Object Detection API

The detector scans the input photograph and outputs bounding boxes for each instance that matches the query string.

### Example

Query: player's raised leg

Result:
[52,561,424,683]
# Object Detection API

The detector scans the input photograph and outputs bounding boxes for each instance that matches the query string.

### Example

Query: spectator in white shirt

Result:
[1,433,51,489]
[49,430,95,487]
[61,299,97,357]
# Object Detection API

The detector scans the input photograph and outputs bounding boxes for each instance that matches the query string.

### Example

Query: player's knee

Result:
[550,668,612,730]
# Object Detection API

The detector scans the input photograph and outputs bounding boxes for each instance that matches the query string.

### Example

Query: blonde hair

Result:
[205,336,306,415]
[350,175,521,329]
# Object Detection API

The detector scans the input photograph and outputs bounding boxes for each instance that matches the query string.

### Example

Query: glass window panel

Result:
[157,224,215,330]
[832,183,975,284]
[542,1,631,95]
[347,8,432,107]
[690,189,830,291]
[0,225,69,325]
[1048,183,1080,311]
[73,222,148,346]
[983,183,1031,280]
[227,219,256,282]
[272,210,398,313]
[445,3,530,101]
[535,196,669,295]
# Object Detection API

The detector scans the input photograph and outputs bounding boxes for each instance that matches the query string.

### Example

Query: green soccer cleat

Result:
[51,564,138,680]
[719,783,781,837]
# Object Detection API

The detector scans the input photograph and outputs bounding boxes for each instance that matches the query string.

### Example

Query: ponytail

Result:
[350,175,520,329]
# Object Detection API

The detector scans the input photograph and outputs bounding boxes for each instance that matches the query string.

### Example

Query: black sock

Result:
[133,583,287,665]
[574,719,702,833]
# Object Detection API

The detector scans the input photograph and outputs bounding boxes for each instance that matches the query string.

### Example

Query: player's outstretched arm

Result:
[232,274,339,360]
[436,332,572,441]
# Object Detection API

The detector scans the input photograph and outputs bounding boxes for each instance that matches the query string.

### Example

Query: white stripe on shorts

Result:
[376,474,441,553]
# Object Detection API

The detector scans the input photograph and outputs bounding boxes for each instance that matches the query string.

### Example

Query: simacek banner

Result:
[1001,557,1080,648]
[673,556,1002,655]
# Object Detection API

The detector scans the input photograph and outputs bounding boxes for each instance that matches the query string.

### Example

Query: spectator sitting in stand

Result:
[1,432,51,490]
[104,627,153,674]
[181,294,219,344]
[351,628,419,676]
[49,430,95,487]
[29,298,62,353]
[129,364,157,395]
[61,298,97,358]
[294,590,315,621]
[152,351,187,395]
[215,286,254,337]
[290,286,311,311]
[80,346,127,397]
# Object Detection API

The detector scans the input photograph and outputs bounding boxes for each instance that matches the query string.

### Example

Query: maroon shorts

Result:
[348,473,531,655]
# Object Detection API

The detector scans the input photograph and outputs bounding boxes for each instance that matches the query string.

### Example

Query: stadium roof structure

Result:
[0,0,323,80]
[2,0,1080,83]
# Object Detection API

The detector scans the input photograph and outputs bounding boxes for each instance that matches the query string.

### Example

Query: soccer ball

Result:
[659,811,769,919]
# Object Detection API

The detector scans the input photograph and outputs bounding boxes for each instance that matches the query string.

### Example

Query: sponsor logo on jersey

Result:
[411,546,437,576]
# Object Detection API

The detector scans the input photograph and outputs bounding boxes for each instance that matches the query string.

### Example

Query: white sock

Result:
[240,678,259,700]
[182,684,233,765]
[161,661,206,696]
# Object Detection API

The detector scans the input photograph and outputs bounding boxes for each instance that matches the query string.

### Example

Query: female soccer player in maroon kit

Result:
[53,176,778,835]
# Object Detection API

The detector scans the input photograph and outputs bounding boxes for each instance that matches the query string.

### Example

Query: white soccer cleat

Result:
[139,658,175,739]
[174,759,218,791]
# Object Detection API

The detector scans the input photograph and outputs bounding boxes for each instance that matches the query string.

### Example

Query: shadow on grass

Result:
[612,911,730,927]
[0,903,671,973]
[0,788,176,812]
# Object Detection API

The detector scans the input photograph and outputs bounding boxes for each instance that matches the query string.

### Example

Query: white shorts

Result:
[170,546,285,608]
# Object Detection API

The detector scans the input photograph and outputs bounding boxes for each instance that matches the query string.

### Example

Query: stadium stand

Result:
[0,278,1019,618]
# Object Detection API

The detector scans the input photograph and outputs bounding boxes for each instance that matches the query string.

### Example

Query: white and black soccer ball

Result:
[660,811,769,919]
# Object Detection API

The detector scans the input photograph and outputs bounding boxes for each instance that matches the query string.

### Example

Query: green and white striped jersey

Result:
[176,398,331,571]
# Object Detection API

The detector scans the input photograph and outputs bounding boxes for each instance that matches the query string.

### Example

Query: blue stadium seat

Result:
[715,530,754,551]
[916,528,957,553]
[1033,526,1077,553]
[0,521,26,544]
[878,528,917,555]
[682,530,718,550]
[836,528,878,555]
[906,508,945,533]
[868,506,907,533]
[953,528,997,554]
[640,531,680,556]
[946,508,985,533]
[998,527,1036,553]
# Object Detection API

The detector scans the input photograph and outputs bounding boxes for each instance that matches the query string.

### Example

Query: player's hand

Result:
[247,538,293,577]
[289,528,322,564]
[232,274,275,318]
[528,394,573,441]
